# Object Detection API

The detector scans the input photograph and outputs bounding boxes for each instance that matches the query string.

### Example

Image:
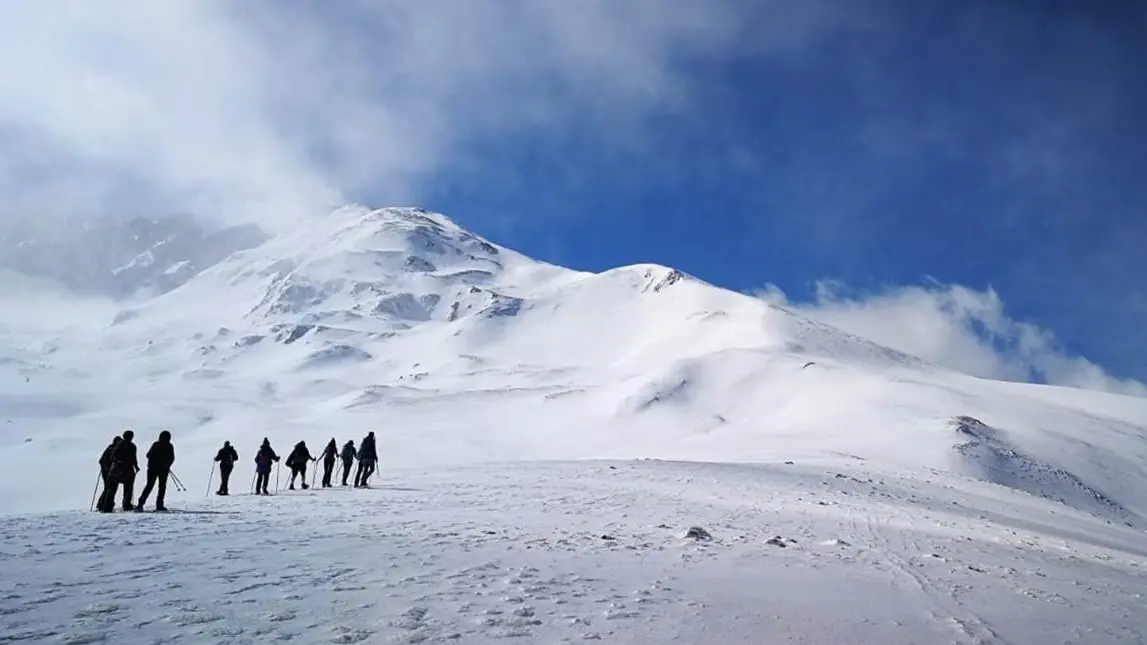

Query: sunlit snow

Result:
[1,206,1145,643]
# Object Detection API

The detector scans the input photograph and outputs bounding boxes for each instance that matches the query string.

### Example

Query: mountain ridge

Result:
[0,206,1145,528]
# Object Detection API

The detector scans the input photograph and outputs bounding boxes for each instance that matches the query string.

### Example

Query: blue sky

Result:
[428,2,1147,389]
[0,1,1144,393]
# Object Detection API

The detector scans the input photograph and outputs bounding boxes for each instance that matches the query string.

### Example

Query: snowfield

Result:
[4,462,1147,644]
[2,206,1147,643]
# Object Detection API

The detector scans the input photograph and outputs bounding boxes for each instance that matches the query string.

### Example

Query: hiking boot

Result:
[301,483,309,490]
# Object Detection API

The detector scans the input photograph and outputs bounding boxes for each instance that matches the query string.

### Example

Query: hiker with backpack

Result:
[319,438,338,488]
[354,431,377,488]
[214,441,239,495]
[253,438,279,495]
[340,439,357,486]
[98,429,139,512]
[96,435,121,511]
[285,440,314,490]
[136,430,175,512]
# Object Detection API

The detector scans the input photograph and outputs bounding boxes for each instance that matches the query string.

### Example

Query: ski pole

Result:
[310,460,318,489]
[90,471,102,512]
[170,471,187,492]
[275,461,281,492]
[206,462,216,498]
[250,472,257,494]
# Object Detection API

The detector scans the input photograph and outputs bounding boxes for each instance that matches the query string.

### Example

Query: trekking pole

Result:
[170,471,187,492]
[275,462,281,492]
[250,472,257,494]
[90,471,102,512]
[206,462,216,498]
[310,460,318,489]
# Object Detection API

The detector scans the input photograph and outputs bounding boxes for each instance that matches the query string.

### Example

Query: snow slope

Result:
[2,206,1146,524]
[3,462,1146,644]
[3,205,1147,642]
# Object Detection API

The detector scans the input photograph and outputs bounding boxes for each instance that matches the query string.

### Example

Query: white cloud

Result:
[0,1,859,231]
[0,2,337,226]
[756,280,1147,397]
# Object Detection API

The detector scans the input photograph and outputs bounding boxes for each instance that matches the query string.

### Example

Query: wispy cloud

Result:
[0,1,858,231]
[756,280,1147,398]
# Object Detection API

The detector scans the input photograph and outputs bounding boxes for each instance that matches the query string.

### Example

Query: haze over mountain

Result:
[0,215,268,298]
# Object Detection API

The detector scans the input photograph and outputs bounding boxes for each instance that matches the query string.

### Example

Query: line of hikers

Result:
[237,432,379,496]
[96,429,379,512]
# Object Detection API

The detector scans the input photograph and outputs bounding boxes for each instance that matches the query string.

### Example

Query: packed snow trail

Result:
[2,461,1145,644]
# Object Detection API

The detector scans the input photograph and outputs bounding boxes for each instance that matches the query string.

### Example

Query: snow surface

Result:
[4,462,1147,644]
[2,205,1147,642]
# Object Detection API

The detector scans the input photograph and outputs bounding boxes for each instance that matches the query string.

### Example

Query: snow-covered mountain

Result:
[4,205,1147,642]
[3,205,1147,521]
[0,213,268,298]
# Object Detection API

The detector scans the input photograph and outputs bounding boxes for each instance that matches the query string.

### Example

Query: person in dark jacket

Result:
[253,438,279,495]
[136,430,175,511]
[320,438,338,488]
[214,441,239,495]
[340,440,357,486]
[96,436,121,511]
[285,441,313,490]
[354,431,377,488]
[99,429,139,512]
